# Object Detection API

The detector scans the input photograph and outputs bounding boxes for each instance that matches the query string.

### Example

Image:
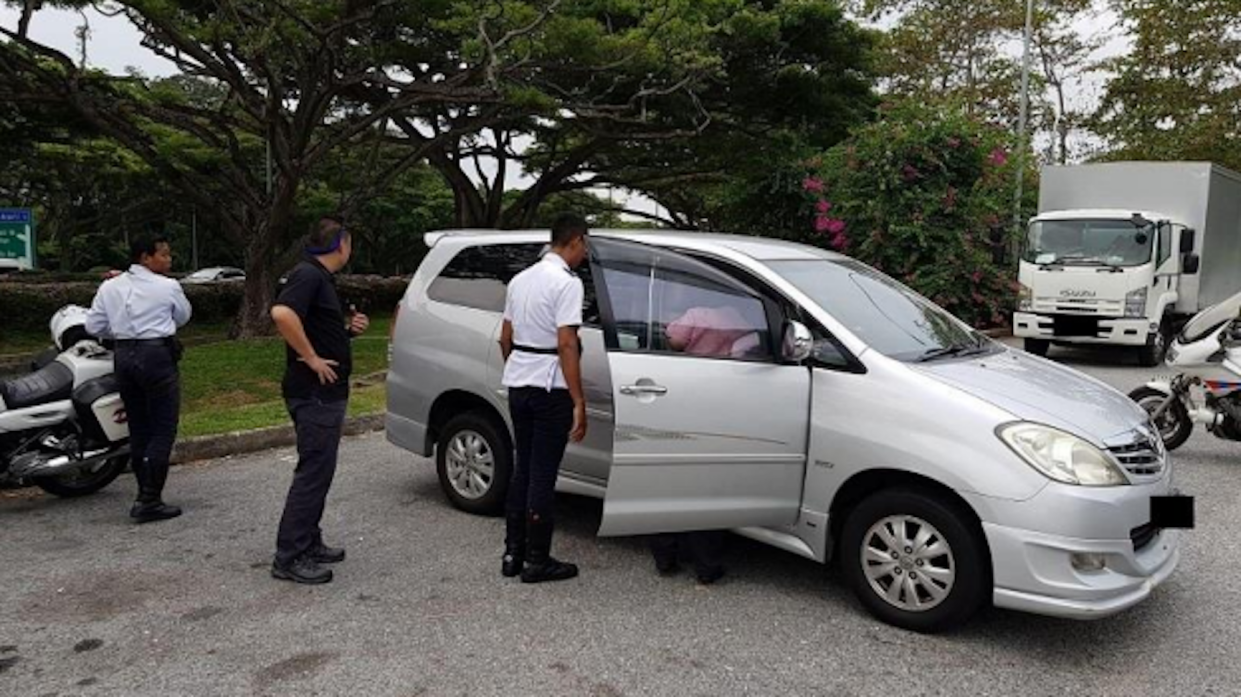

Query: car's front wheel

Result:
[841,488,988,633]
[435,412,511,516]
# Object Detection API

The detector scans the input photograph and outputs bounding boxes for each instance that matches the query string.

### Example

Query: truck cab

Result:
[1014,208,1198,366]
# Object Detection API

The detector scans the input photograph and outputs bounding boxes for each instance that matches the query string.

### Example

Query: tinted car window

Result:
[428,243,598,324]
[596,240,772,360]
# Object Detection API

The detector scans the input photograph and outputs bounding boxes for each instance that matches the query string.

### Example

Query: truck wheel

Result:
[435,412,511,516]
[1023,339,1050,357]
[1138,323,1170,367]
[841,488,989,633]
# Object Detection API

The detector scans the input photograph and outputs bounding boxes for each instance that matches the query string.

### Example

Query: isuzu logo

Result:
[1060,289,1097,298]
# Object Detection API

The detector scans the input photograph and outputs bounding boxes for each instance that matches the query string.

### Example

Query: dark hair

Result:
[551,213,588,248]
[130,234,170,264]
[307,215,349,253]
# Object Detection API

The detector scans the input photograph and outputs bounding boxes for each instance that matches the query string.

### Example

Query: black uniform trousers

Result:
[275,396,347,567]
[114,340,181,504]
[505,386,574,555]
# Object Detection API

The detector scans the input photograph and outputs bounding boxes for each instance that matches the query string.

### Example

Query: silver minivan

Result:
[386,229,1184,632]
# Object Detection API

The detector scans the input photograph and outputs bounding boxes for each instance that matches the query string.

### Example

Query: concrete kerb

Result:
[171,413,385,465]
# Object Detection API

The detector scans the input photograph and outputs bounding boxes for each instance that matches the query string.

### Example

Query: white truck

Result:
[1014,161,1241,366]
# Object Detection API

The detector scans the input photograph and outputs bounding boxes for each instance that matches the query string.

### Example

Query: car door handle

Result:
[619,384,668,396]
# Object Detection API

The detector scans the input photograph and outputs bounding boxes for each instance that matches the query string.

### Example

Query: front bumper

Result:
[967,477,1183,620]
[1013,312,1153,347]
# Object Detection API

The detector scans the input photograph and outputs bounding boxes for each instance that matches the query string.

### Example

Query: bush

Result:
[0,274,410,334]
[796,102,1036,328]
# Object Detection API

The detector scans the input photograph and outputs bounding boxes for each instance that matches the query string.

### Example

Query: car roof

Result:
[424,228,841,262]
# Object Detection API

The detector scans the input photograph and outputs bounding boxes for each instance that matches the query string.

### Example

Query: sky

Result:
[1,3,1132,223]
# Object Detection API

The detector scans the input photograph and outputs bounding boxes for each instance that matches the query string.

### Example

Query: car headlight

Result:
[1124,287,1147,318]
[997,422,1129,486]
[1018,283,1032,311]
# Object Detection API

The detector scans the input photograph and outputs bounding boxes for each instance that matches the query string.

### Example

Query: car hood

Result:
[910,347,1147,445]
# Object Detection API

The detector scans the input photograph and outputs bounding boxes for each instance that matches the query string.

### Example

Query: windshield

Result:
[1181,290,1241,343]
[770,259,991,362]
[1025,219,1154,267]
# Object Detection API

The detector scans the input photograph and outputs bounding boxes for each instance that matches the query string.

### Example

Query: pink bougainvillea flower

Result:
[802,176,825,193]
[971,270,982,284]
[947,136,961,149]
[813,216,831,233]
[815,199,833,214]
[989,147,1008,166]
[825,218,846,235]
[901,164,920,181]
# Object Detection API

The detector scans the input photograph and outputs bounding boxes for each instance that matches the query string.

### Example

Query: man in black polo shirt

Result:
[268,215,369,584]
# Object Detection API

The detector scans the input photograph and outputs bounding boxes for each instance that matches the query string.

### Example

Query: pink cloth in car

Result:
[666,306,756,358]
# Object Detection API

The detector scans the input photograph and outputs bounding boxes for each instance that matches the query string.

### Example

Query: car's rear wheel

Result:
[841,488,988,633]
[435,412,511,516]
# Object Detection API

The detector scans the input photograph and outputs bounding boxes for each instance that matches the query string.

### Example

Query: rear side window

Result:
[427,244,543,312]
[426,243,599,324]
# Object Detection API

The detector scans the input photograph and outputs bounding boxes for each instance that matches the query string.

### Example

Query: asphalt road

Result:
[2,341,1239,697]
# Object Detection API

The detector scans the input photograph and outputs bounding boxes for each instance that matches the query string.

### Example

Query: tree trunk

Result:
[230,178,300,338]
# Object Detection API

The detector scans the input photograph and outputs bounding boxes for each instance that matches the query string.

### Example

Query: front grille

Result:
[1130,522,1160,552]
[1108,439,1165,476]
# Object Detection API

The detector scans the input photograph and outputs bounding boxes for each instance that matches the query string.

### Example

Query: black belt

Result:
[513,341,583,356]
[115,338,174,347]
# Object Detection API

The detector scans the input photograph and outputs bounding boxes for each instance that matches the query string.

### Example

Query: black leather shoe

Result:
[501,552,524,578]
[310,544,346,564]
[655,558,681,576]
[271,556,333,585]
[695,566,726,586]
[520,557,579,584]
[130,501,182,524]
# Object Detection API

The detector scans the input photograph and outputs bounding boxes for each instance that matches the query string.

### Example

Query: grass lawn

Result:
[2,313,393,438]
[177,314,392,437]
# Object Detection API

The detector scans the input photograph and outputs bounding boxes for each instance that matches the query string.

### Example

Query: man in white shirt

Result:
[86,234,192,523]
[498,213,589,584]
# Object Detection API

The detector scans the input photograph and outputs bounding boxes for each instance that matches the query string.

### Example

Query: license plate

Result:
[1151,494,1194,529]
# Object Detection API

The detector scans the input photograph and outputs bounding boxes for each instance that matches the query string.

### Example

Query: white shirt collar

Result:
[128,264,155,277]
[543,252,570,271]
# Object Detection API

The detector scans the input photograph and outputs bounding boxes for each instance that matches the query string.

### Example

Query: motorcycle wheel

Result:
[31,454,127,498]
[1129,386,1193,451]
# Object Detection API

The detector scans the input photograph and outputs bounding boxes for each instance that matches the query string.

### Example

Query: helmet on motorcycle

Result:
[50,305,91,351]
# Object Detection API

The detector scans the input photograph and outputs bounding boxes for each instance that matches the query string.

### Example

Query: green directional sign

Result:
[0,209,36,270]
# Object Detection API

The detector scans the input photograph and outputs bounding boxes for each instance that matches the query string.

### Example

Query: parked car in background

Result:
[386,229,1189,633]
[180,266,246,284]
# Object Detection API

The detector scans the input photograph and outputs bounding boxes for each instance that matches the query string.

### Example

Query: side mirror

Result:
[1183,253,1200,274]
[782,320,813,363]
[1180,229,1196,253]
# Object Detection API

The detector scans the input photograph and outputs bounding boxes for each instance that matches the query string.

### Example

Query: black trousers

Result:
[275,397,347,566]
[506,387,574,523]
[114,342,181,504]
[649,531,726,576]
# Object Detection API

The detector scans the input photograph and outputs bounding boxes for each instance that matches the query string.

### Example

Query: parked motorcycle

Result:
[1129,290,1241,451]
[0,306,130,496]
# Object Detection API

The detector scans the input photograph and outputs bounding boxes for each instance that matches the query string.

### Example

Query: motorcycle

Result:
[0,306,130,496]
[1129,290,1241,451]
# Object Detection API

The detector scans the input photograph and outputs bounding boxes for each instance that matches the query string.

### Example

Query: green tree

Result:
[1092,0,1241,171]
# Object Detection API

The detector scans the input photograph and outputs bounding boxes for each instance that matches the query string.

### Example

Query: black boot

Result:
[501,510,526,578]
[520,514,577,584]
[130,457,181,524]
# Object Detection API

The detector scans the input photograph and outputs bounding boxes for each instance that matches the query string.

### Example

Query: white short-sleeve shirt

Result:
[501,252,584,391]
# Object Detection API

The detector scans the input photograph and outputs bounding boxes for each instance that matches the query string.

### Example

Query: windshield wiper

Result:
[916,337,992,362]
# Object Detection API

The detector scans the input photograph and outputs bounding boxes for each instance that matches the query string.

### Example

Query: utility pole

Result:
[1012,0,1036,255]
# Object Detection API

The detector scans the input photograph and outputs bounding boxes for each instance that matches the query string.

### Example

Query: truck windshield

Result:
[1024,219,1154,267]
[770,259,994,362]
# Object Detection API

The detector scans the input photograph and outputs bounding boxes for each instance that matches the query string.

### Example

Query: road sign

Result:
[0,208,36,270]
